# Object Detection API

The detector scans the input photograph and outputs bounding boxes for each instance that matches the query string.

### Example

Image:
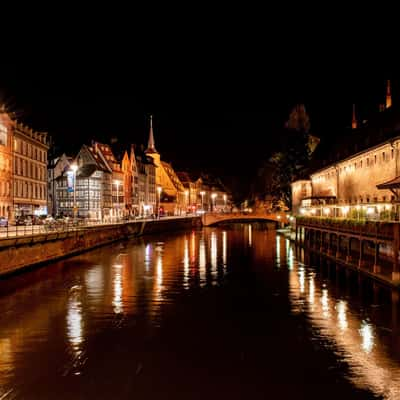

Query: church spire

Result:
[352,104,357,129]
[146,114,158,154]
[386,80,392,109]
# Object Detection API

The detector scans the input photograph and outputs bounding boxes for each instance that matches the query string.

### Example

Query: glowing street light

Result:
[70,164,78,219]
[157,186,162,219]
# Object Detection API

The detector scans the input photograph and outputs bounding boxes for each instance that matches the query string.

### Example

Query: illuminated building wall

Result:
[292,137,400,215]
[291,180,312,215]
[13,122,49,217]
[0,112,13,219]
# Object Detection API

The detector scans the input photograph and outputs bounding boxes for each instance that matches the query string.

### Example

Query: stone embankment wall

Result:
[0,217,201,277]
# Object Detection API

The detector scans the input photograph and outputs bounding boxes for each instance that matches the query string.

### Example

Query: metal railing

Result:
[0,215,199,240]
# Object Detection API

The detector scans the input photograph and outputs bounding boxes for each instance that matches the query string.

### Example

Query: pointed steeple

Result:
[352,104,357,129]
[386,80,392,109]
[146,114,158,154]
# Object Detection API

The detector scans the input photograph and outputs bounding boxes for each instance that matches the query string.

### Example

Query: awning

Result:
[376,176,400,190]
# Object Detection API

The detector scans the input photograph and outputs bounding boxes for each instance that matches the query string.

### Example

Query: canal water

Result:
[0,224,400,399]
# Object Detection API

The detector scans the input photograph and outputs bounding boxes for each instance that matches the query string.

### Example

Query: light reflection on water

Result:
[288,238,400,399]
[1,225,400,399]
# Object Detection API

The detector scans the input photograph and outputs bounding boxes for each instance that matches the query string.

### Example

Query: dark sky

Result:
[0,62,393,186]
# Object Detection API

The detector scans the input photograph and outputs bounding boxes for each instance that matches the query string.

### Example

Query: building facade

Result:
[13,122,49,218]
[48,153,72,216]
[56,164,104,220]
[55,144,112,220]
[144,116,185,215]
[292,137,400,219]
[0,110,13,220]
[136,150,156,217]
[92,142,124,219]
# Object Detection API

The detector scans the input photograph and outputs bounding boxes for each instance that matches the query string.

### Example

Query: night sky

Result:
[0,62,393,190]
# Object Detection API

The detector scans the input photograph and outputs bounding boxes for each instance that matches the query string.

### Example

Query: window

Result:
[382,152,385,161]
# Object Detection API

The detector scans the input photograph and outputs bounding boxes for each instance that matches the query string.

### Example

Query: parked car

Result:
[0,217,8,227]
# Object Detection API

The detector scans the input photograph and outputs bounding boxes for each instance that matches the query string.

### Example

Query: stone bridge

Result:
[201,212,288,226]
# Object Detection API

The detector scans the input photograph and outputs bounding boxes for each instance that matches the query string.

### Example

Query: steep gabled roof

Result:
[161,161,185,191]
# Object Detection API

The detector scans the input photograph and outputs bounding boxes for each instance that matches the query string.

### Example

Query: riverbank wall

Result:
[0,217,201,278]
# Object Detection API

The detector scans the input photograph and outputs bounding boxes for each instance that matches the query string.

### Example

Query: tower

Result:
[352,104,357,129]
[146,115,157,154]
[145,114,160,167]
[386,80,392,109]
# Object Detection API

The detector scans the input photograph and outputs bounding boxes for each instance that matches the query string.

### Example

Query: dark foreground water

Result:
[1,224,400,399]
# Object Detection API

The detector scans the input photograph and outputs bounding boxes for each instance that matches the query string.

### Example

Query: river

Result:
[0,223,399,399]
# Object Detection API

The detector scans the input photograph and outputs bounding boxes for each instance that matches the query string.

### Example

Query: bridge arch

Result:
[201,212,288,227]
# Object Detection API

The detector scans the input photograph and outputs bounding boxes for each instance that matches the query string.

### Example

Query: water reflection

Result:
[248,224,252,247]
[288,241,400,399]
[210,231,217,284]
[222,231,227,269]
[276,235,280,266]
[3,225,400,399]
[336,300,348,332]
[199,235,206,287]
[156,249,163,301]
[66,288,84,349]
[145,243,151,271]
[112,264,123,314]
[183,236,190,289]
[359,321,374,354]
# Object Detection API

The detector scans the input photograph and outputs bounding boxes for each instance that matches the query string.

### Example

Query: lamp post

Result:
[71,164,78,220]
[223,194,227,211]
[114,180,121,220]
[200,191,205,212]
[157,186,162,219]
[211,193,217,212]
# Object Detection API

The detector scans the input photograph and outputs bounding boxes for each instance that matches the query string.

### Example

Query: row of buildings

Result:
[0,108,231,222]
[292,80,400,221]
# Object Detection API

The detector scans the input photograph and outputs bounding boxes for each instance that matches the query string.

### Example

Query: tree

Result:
[269,104,312,209]
[286,104,310,133]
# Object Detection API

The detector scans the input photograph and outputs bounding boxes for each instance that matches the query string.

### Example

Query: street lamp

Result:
[211,193,217,212]
[157,186,162,219]
[200,191,205,212]
[114,180,121,220]
[223,194,227,211]
[70,164,78,219]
